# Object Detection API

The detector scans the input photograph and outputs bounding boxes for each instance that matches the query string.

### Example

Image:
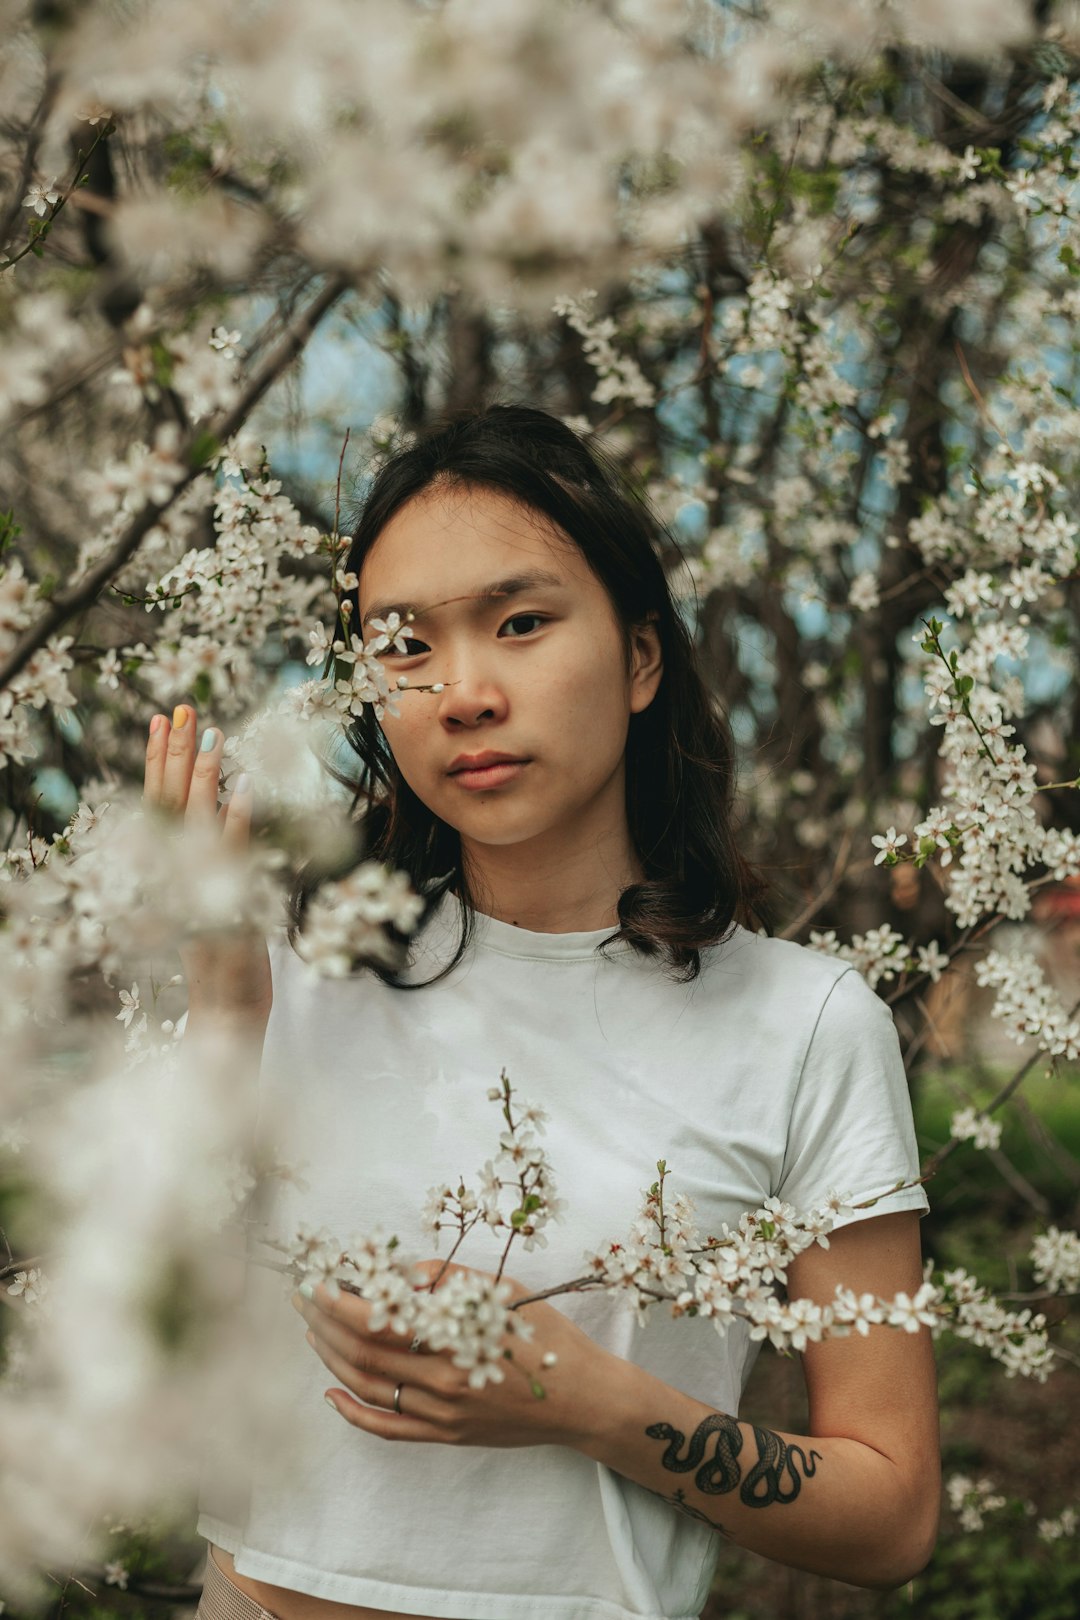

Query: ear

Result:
[629,611,663,715]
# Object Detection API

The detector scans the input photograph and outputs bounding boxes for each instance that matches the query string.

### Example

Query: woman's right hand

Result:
[143,703,273,1025]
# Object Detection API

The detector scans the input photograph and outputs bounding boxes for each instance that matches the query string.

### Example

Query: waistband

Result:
[199,1548,284,1620]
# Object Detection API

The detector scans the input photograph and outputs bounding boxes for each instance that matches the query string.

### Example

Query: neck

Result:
[457,792,643,934]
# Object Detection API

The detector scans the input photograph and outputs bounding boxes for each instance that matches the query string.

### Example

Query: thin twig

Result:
[779,828,855,941]
[0,122,112,273]
[0,75,60,253]
[984,1145,1051,1217]
[917,1000,1080,1185]
[953,337,1010,445]
[0,1253,44,1281]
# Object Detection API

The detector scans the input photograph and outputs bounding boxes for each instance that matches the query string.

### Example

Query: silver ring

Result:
[392,1382,404,1414]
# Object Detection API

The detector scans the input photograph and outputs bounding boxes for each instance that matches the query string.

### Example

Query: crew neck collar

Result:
[428,889,631,962]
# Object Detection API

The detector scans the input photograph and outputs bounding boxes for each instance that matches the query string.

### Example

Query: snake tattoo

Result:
[645,1414,822,1508]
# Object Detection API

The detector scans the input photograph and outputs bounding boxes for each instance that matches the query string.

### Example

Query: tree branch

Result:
[0,273,352,695]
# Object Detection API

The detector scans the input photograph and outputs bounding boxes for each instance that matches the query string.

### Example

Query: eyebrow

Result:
[361,570,568,629]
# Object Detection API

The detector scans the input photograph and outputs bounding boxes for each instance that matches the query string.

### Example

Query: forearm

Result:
[183,1003,269,1092]
[573,1354,936,1590]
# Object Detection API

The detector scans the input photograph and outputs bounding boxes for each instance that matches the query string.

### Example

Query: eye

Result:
[375,635,429,658]
[499,612,548,638]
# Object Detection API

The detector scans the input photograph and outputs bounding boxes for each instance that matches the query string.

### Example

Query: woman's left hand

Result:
[291,1258,616,1452]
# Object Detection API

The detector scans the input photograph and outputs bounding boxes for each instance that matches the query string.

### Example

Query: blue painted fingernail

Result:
[200,727,217,752]
[299,1281,315,1301]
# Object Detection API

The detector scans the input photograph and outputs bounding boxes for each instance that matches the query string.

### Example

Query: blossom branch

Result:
[0,75,59,253]
[0,120,115,274]
[0,273,351,695]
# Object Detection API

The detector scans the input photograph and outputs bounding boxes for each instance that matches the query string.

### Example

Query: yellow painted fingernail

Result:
[172,705,189,728]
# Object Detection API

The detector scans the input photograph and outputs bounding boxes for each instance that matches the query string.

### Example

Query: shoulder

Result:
[685,925,894,1065]
[704,922,860,1012]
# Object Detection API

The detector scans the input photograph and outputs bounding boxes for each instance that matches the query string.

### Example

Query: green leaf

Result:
[0,508,22,552]
[188,431,221,470]
[151,339,175,389]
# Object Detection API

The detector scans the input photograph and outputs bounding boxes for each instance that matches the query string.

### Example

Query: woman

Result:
[145,405,939,1620]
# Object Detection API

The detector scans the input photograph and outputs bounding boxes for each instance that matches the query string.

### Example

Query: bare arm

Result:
[143,702,273,1028]
[573,1211,940,1589]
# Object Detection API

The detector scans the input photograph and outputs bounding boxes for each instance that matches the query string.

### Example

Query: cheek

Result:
[377,706,428,785]
[549,642,632,758]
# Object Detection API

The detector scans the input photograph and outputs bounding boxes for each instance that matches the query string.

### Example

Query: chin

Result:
[457,815,549,845]
[444,803,557,845]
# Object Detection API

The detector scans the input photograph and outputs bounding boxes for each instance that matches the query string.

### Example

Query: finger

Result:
[317,1319,445,1385]
[185,722,224,829]
[292,1292,435,1363]
[160,702,198,815]
[293,1296,442,1380]
[299,1281,428,1355]
[309,1332,453,1428]
[220,771,253,851]
[143,714,170,806]
[323,1386,443,1443]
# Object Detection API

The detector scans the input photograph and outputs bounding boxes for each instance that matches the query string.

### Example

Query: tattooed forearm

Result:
[645,1413,822,1508]
[647,1486,733,1539]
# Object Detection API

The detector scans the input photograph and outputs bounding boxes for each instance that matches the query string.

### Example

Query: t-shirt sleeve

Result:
[774,964,930,1231]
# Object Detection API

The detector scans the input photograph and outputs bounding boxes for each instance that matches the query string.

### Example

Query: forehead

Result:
[358,483,596,615]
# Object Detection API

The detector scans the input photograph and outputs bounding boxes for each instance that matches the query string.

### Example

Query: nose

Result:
[433,648,508,729]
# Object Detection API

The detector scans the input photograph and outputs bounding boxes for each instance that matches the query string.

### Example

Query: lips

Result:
[448,753,528,775]
[448,759,530,791]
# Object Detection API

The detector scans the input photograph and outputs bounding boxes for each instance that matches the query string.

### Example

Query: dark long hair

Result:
[287,403,772,985]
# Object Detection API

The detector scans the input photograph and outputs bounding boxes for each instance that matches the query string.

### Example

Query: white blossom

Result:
[1038,1506,1078,1542]
[870,826,907,865]
[22,179,60,217]
[115,983,141,1029]
[1030,1227,1080,1296]
[848,570,880,612]
[950,1106,1003,1152]
[947,1473,1007,1532]
[6,1267,49,1306]
[294,863,425,977]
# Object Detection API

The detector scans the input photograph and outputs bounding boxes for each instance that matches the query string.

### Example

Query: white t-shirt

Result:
[196,892,929,1620]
